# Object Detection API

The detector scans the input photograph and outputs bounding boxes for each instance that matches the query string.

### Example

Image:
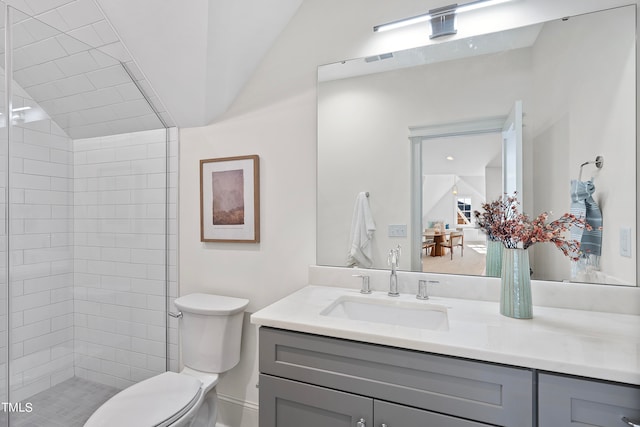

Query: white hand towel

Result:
[346,192,376,268]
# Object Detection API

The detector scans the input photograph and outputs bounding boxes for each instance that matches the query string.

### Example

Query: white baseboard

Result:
[216,393,258,427]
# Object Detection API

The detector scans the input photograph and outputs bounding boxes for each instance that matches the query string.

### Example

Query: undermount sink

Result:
[320,295,449,331]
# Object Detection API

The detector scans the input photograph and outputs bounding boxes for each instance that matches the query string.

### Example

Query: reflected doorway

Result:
[420,132,502,274]
[410,107,524,273]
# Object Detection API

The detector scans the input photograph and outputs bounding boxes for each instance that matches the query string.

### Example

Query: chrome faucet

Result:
[416,279,439,300]
[352,274,371,294]
[387,245,401,297]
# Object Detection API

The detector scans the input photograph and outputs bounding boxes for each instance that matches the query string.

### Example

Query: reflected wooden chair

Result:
[422,228,436,256]
[423,240,436,255]
[441,231,464,260]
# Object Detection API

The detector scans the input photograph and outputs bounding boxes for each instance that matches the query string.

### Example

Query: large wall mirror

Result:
[317,5,637,286]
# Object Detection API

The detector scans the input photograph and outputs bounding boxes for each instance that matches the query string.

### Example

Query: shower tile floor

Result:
[10,377,119,427]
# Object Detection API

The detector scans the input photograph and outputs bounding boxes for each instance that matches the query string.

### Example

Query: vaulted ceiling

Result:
[4,0,303,137]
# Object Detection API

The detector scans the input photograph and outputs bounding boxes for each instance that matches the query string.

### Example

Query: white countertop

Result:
[251,285,640,385]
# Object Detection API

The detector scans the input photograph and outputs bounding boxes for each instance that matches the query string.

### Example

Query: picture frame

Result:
[200,155,260,242]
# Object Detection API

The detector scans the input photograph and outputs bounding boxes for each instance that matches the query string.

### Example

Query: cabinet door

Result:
[375,400,490,427]
[259,374,373,427]
[538,373,640,427]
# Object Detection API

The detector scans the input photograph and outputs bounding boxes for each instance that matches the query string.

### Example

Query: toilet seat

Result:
[84,372,202,427]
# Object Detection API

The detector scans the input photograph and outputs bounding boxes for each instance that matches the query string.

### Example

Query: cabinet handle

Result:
[381,424,388,427]
[356,418,366,427]
[623,417,640,427]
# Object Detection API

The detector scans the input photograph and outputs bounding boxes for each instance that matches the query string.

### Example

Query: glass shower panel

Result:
[0,4,9,427]
[8,6,79,407]
[5,6,168,425]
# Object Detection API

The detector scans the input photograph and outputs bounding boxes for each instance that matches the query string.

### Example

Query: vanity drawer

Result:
[259,327,533,427]
[538,373,640,427]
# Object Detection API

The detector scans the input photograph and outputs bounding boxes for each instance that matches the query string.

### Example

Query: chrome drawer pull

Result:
[356,418,366,427]
[622,416,640,427]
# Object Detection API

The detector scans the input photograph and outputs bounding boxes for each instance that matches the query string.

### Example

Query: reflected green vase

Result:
[500,248,533,319]
[486,240,503,277]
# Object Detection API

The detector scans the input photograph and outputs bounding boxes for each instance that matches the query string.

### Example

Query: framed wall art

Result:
[200,155,260,242]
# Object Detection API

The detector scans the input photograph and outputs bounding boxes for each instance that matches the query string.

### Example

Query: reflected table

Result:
[424,231,451,257]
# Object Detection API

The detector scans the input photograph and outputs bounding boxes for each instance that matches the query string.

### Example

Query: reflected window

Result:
[457,197,472,225]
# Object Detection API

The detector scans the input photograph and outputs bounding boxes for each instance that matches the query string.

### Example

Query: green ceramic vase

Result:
[486,239,503,277]
[500,248,533,319]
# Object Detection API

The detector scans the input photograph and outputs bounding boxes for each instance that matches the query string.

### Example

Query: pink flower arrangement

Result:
[474,193,591,260]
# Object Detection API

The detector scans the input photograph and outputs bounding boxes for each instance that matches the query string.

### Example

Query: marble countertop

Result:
[251,285,640,385]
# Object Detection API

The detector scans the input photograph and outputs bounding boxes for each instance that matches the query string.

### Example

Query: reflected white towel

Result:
[346,192,376,268]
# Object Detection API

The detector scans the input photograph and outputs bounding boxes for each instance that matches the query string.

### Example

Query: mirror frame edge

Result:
[410,137,422,271]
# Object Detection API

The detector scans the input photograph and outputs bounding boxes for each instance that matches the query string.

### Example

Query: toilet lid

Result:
[174,293,249,315]
[84,372,202,427]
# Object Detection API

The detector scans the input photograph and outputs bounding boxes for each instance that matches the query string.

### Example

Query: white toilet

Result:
[84,293,249,427]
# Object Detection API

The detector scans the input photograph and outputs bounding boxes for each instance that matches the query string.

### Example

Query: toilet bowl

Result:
[84,293,249,427]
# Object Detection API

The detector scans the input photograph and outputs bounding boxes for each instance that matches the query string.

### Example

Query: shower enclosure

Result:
[0,4,177,425]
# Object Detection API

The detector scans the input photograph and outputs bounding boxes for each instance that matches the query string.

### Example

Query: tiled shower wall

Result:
[10,97,75,402]
[0,91,176,401]
[73,128,178,390]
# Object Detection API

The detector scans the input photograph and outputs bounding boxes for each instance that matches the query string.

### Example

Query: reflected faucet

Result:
[387,245,401,297]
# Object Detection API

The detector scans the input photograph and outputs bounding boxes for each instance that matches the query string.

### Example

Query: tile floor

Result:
[8,378,119,427]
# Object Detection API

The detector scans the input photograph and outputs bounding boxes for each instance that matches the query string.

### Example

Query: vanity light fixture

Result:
[446,156,454,160]
[373,0,512,38]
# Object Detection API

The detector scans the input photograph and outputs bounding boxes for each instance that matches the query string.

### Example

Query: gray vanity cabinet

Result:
[259,374,488,427]
[259,327,534,427]
[538,373,640,427]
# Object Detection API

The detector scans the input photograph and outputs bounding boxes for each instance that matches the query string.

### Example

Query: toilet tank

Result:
[174,293,249,373]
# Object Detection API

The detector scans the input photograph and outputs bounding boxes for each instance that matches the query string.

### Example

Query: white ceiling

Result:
[422,133,502,177]
[4,0,303,137]
[95,0,303,128]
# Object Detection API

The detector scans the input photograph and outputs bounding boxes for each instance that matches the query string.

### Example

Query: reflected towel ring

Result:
[578,155,603,181]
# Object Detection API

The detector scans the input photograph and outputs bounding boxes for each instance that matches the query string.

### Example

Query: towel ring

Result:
[578,155,603,181]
